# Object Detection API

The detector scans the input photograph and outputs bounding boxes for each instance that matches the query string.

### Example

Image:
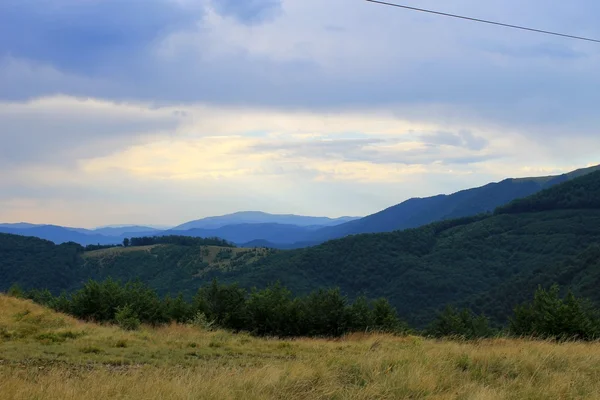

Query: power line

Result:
[365,0,600,44]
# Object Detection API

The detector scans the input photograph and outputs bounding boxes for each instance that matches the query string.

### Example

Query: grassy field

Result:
[2,295,600,399]
[82,245,161,257]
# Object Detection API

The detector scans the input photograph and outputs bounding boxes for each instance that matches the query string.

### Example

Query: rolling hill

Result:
[0,225,118,246]
[0,235,275,297]
[80,244,276,295]
[0,224,162,246]
[208,169,600,326]
[0,214,357,247]
[3,170,600,327]
[0,234,84,293]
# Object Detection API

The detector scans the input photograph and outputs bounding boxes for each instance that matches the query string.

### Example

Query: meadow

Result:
[2,295,600,399]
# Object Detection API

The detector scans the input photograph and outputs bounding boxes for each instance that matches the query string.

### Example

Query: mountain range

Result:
[3,166,600,328]
[1,165,599,248]
[0,212,359,247]
[172,211,359,230]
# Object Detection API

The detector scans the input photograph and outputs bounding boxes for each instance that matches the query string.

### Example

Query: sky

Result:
[1,0,599,228]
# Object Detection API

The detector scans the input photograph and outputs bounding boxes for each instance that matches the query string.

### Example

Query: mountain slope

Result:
[0,223,42,229]
[0,225,119,246]
[91,226,161,237]
[0,234,275,297]
[166,223,314,245]
[80,244,276,296]
[210,170,600,326]
[173,211,359,230]
[4,169,600,328]
[308,165,600,243]
[0,234,84,293]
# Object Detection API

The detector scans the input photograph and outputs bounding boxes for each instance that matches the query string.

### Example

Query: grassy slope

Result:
[81,244,276,297]
[2,295,600,399]
[0,238,274,296]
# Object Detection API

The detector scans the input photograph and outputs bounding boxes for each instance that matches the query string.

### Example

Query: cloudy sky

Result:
[1,0,599,228]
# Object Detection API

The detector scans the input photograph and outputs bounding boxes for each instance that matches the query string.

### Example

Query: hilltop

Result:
[0,235,274,297]
[81,244,275,295]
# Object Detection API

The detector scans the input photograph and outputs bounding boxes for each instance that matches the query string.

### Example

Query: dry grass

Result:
[2,295,600,399]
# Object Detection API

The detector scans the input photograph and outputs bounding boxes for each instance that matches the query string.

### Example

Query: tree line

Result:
[124,235,235,248]
[80,235,236,252]
[9,279,403,337]
[8,279,600,340]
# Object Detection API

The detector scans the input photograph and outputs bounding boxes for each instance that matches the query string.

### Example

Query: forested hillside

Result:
[3,170,600,327]
[0,234,83,292]
[307,164,600,243]
[0,235,274,298]
[213,170,600,326]
[81,244,275,297]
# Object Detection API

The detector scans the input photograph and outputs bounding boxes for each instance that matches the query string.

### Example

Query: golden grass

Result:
[2,295,600,399]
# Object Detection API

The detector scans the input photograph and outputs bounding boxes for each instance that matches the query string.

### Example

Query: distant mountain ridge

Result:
[5,169,600,328]
[0,214,358,247]
[172,211,359,230]
[304,164,600,244]
[1,165,598,247]
[90,226,162,237]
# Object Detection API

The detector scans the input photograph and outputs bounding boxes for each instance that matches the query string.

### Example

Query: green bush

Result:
[115,305,141,331]
[189,312,215,331]
[426,306,494,339]
[510,285,600,340]
[371,298,404,333]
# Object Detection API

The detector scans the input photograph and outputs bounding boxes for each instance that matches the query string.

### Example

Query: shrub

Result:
[245,283,301,337]
[426,306,494,339]
[194,280,247,331]
[510,285,600,340]
[115,305,141,331]
[301,288,348,337]
[189,312,215,331]
[7,284,25,299]
[371,298,404,333]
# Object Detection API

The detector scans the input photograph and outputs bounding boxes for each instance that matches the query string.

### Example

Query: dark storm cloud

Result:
[1,0,600,137]
[0,0,202,73]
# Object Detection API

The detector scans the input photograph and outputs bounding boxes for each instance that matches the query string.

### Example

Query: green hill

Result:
[211,170,600,326]
[3,170,600,327]
[0,234,83,293]
[0,236,275,298]
[306,164,600,244]
[81,244,275,296]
